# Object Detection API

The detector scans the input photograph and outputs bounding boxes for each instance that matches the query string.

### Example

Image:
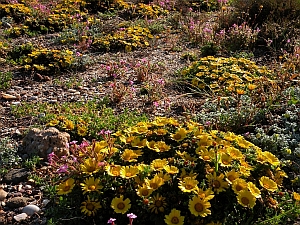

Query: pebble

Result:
[28,96,38,101]
[11,102,21,106]
[68,89,77,93]
[13,213,28,222]
[22,204,40,216]
[48,100,57,103]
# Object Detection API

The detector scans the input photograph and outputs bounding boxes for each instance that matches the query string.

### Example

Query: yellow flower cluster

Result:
[181,56,273,95]
[134,3,169,19]
[54,117,286,223]
[93,25,153,52]
[22,48,75,74]
[48,116,88,137]
[0,3,32,22]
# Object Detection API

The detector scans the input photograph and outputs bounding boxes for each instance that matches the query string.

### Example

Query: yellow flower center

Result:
[228,175,235,182]
[117,202,125,210]
[142,190,149,196]
[213,180,221,188]
[171,216,179,224]
[86,203,95,211]
[126,172,132,177]
[203,155,210,160]
[264,183,270,189]
[155,200,163,207]
[241,197,249,205]
[236,184,243,191]
[87,166,95,172]
[222,159,229,165]
[194,202,203,212]
[63,185,70,191]
[173,133,182,140]
[89,185,96,191]
[112,171,119,176]
[151,183,158,189]
[185,184,193,190]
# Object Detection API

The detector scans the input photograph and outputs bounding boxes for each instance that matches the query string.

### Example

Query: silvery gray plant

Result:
[0,137,21,169]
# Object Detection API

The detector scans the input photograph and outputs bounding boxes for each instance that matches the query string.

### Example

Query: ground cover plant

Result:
[1,0,300,224]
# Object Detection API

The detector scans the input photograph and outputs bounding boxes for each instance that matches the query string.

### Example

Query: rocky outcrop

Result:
[22,127,70,159]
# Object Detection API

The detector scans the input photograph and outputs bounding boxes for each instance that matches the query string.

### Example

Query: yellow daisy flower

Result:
[178,177,199,193]
[80,177,102,195]
[145,175,165,190]
[194,187,215,201]
[293,192,300,201]
[136,184,154,198]
[219,153,232,167]
[111,195,131,214]
[80,158,101,174]
[106,165,121,177]
[157,171,171,182]
[170,128,188,142]
[259,176,278,192]
[80,196,101,216]
[152,117,169,126]
[120,166,139,179]
[147,140,157,151]
[154,128,168,135]
[57,178,75,195]
[263,151,280,166]
[77,125,88,136]
[197,149,214,162]
[94,141,108,153]
[232,178,248,194]
[247,182,261,198]
[236,137,253,149]
[150,158,168,171]
[154,141,171,152]
[131,137,147,148]
[164,208,184,225]
[121,149,143,162]
[206,172,228,194]
[164,165,179,174]
[227,147,243,160]
[63,119,74,130]
[149,193,167,214]
[225,170,240,184]
[188,196,211,217]
[237,190,256,208]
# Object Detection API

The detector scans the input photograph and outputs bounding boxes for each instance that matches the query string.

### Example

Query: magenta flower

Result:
[56,164,68,174]
[108,218,116,225]
[127,213,137,225]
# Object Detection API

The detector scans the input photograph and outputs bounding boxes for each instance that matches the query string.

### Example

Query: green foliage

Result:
[23,155,41,170]
[0,71,13,90]
[0,137,21,174]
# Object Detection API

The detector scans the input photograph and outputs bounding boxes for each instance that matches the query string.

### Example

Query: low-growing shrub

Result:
[179,56,272,96]
[46,117,294,224]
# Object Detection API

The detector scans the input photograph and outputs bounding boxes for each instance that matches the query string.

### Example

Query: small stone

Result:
[68,89,77,93]
[6,197,29,208]
[13,213,28,222]
[28,96,38,101]
[0,189,7,201]
[11,102,21,106]
[48,100,57,103]
[1,93,19,100]
[74,91,81,95]
[22,204,40,216]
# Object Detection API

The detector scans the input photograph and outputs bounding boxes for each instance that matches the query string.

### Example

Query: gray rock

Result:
[3,168,30,184]
[22,204,40,216]
[22,127,70,159]
[6,197,29,208]
[14,213,28,222]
